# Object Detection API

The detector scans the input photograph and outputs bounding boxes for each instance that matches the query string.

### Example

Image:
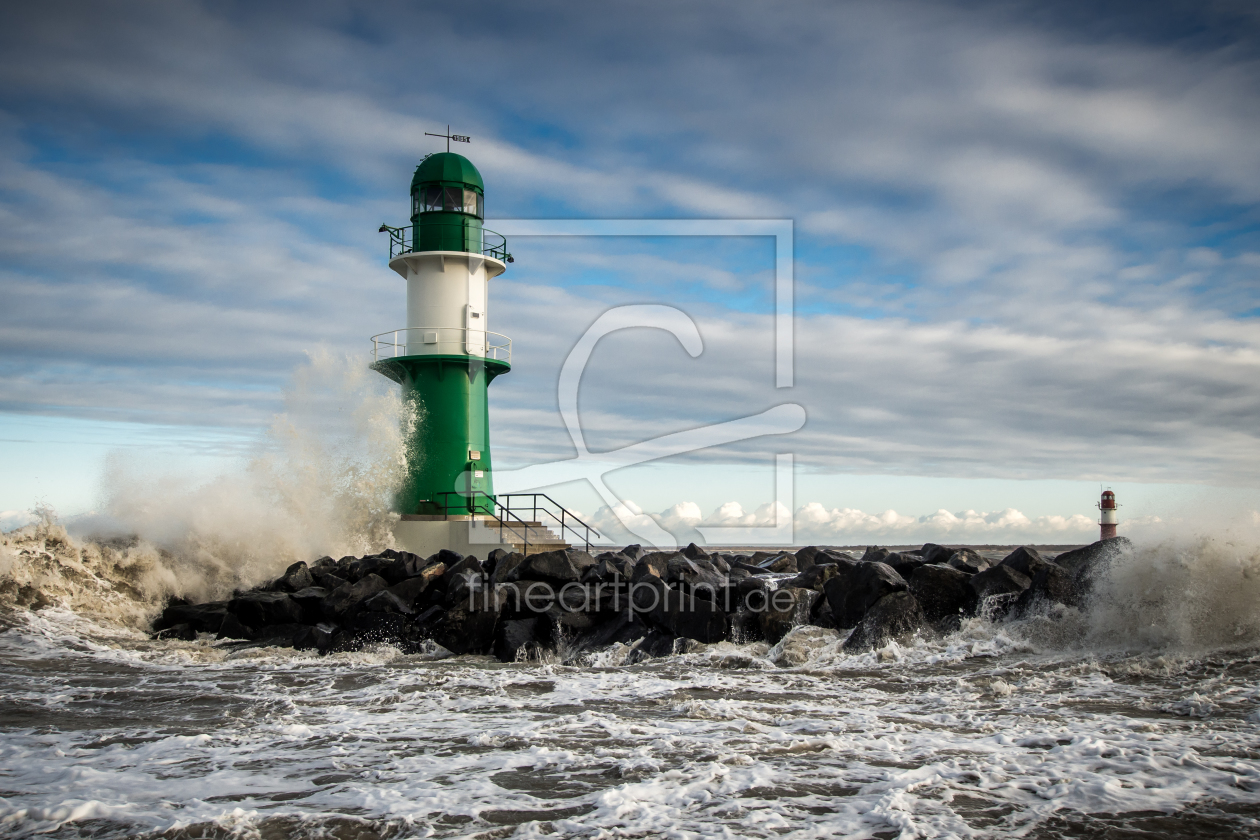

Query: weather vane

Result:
[425,125,470,153]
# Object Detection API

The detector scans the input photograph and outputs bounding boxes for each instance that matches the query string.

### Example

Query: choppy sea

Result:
[4,525,1260,839]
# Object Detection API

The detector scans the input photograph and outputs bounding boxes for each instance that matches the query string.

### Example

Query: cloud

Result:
[586,497,1106,547]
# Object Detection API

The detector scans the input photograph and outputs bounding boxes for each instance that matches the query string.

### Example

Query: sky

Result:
[2,0,1259,545]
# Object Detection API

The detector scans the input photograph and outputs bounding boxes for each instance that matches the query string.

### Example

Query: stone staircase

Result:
[485,517,570,555]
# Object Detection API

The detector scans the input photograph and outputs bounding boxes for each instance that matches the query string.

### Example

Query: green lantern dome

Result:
[410,152,485,193]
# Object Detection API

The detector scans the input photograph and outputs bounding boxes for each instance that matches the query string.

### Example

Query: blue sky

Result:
[2,0,1259,544]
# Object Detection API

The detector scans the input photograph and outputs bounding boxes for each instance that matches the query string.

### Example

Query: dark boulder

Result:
[1053,537,1132,579]
[909,564,977,623]
[582,555,633,583]
[363,589,415,615]
[651,586,727,643]
[154,623,196,641]
[785,562,843,592]
[681,542,710,560]
[823,561,909,629]
[947,549,990,575]
[886,552,930,580]
[321,574,389,620]
[666,556,726,593]
[314,572,349,591]
[290,586,329,623]
[758,587,820,644]
[386,573,439,609]
[217,613,254,641]
[843,591,926,651]
[494,617,546,662]
[444,556,486,605]
[1013,563,1081,615]
[763,554,799,574]
[153,602,228,634]
[619,544,646,561]
[489,553,524,586]
[920,544,955,566]
[425,602,500,655]
[795,546,825,571]
[278,561,314,592]
[630,552,672,583]
[508,549,594,584]
[998,546,1050,579]
[229,591,303,628]
[348,555,396,583]
[860,546,893,564]
[251,623,311,648]
[969,565,1032,618]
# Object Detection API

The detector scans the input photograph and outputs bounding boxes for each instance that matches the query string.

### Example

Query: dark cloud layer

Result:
[1,0,1258,488]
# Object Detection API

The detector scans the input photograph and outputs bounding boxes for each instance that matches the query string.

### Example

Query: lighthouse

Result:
[372,149,515,548]
[371,146,591,557]
[1098,489,1119,540]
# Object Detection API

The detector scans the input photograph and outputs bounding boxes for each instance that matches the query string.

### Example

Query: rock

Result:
[785,562,843,592]
[886,552,930,579]
[758,587,820,644]
[348,555,396,583]
[508,549,593,583]
[998,546,1049,579]
[153,602,228,634]
[570,609,653,655]
[770,625,841,666]
[630,552,672,583]
[710,555,730,573]
[251,623,311,648]
[908,564,977,623]
[666,555,726,593]
[321,574,389,620]
[314,572,349,591]
[294,621,338,652]
[154,623,196,641]
[819,549,859,564]
[279,561,314,592]
[730,560,768,576]
[582,556,633,583]
[290,586,329,623]
[386,575,436,609]
[651,585,726,644]
[494,617,545,662]
[341,611,410,648]
[217,612,254,640]
[1014,563,1081,615]
[920,544,955,566]
[947,549,990,575]
[763,554,798,574]
[1053,537,1132,578]
[363,589,414,615]
[843,591,926,651]
[444,556,486,605]
[618,544,646,561]
[823,561,909,629]
[489,553,524,586]
[860,546,893,564]
[795,546,826,570]
[681,542,710,560]
[229,591,303,628]
[426,602,500,655]
[969,565,1032,617]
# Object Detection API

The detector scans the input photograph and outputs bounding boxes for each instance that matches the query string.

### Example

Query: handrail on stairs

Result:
[433,492,599,554]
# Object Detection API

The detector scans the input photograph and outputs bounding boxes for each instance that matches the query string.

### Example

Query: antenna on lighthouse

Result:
[425,125,471,153]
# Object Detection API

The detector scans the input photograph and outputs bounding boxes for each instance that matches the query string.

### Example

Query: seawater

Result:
[3,524,1260,838]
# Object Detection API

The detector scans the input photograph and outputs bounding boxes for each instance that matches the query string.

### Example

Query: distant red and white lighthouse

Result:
[1098,489,1119,540]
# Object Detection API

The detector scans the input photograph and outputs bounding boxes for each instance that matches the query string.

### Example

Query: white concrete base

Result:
[394,517,569,558]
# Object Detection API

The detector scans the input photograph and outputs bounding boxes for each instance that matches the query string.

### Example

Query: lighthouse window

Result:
[424,186,443,212]
[464,189,481,217]
[411,190,419,216]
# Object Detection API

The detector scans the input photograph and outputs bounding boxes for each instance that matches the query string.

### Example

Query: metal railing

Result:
[378,223,513,262]
[371,328,511,363]
[434,491,599,554]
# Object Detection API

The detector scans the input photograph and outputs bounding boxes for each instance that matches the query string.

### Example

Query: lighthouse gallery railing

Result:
[378,223,512,262]
[371,328,512,363]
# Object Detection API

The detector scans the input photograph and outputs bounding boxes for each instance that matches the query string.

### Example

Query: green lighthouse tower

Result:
[373,151,513,519]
